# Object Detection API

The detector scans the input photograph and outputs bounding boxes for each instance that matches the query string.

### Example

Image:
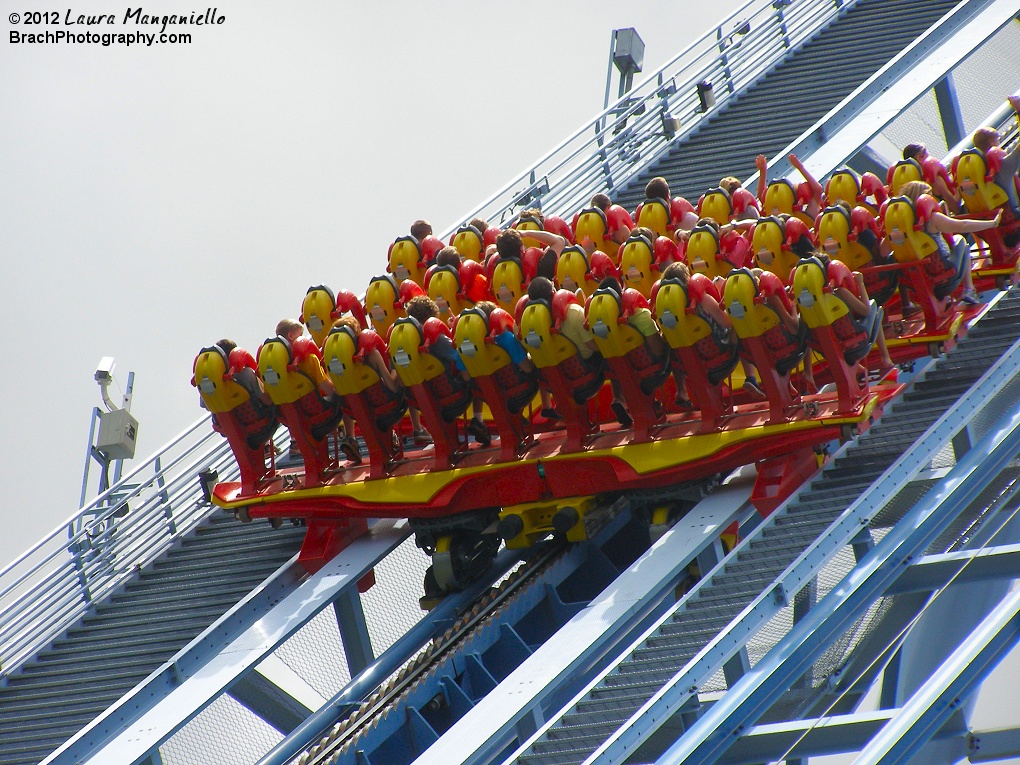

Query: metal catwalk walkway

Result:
[507,291,1020,765]
[0,515,304,765]
[612,0,964,207]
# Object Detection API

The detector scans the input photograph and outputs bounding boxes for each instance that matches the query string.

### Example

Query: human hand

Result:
[755,154,767,172]
[1008,94,1020,114]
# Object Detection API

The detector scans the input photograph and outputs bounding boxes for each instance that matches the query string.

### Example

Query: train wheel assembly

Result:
[429,531,501,593]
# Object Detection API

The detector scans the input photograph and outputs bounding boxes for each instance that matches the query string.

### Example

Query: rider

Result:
[814,253,895,375]
[898,181,1001,305]
[971,93,1020,218]
[755,152,824,221]
[404,295,492,446]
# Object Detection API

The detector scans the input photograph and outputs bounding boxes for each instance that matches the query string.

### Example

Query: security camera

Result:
[94,356,116,384]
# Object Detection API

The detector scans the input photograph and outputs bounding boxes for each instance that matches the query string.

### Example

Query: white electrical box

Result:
[97,409,139,460]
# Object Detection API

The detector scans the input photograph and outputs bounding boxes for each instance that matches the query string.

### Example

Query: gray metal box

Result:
[97,409,139,460]
[613,28,645,74]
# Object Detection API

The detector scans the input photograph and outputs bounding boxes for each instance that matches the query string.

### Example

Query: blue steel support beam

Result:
[969,726,1020,762]
[814,594,929,717]
[228,671,314,735]
[531,331,1020,765]
[889,515,1020,738]
[934,74,966,149]
[887,542,1020,595]
[714,710,979,765]
[651,398,1020,765]
[722,539,1020,751]
[880,649,903,710]
[254,545,526,765]
[854,587,1020,765]
[51,519,410,765]
[713,716,1020,765]
[759,0,1020,184]
[718,710,893,764]
[334,587,374,678]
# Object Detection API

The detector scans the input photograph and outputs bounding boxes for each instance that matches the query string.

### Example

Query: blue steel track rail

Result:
[655,398,1020,765]
[502,289,1020,765]
[281,502,694,765]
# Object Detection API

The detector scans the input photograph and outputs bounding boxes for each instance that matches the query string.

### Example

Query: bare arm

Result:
[834,286,869,317]
[789,153,823,202]
[854,272,871,303]
[767,294,801,334]
[700,295,733,329]
[931,209,1002,234]
[520,228,567,255]
[755,154,768,203]
[724,219,755,233]
[932,176,961,209]
[366,348,400,392]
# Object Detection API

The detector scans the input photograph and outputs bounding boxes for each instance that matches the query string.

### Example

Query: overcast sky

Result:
[5,3,1020,759]
[1,0,753,567]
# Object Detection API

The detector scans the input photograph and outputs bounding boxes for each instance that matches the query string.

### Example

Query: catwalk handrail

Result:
[438,0,860,239]
[658,392,1020,765]
[0,414,244,679]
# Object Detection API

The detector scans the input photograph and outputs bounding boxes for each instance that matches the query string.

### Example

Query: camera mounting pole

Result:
[79,357,139,509]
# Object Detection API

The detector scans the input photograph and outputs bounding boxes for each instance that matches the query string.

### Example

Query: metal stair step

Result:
[79,603,238,635]
[1,668,148,698]
[628,641,704,665]
[88,586,242,616]
[162,533,300,563]
[7,657,155,687]
[519,749,592,765]
[0,720,92,747]
[533,727,613,754]
[754,526,831,552]
[140,557,289,584]
[102,581,258,614]
[767,514,835,534]
[554,712,631,735]
[699,576,774,600]
[70,608,226,637]
[683,591,763,614]
[0,698,112,728]
[33,635,188,670]
[652,621,728,646]
[0,689,122,721]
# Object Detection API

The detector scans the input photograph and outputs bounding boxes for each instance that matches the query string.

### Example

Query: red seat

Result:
[192,346,279,494]
[322,326,407,478]
[257,337,343,486]
[586,286,669,440]
[652,273,739,431]
[519,291,606,451]
[388,317,474,469]
[454,308,540,460]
